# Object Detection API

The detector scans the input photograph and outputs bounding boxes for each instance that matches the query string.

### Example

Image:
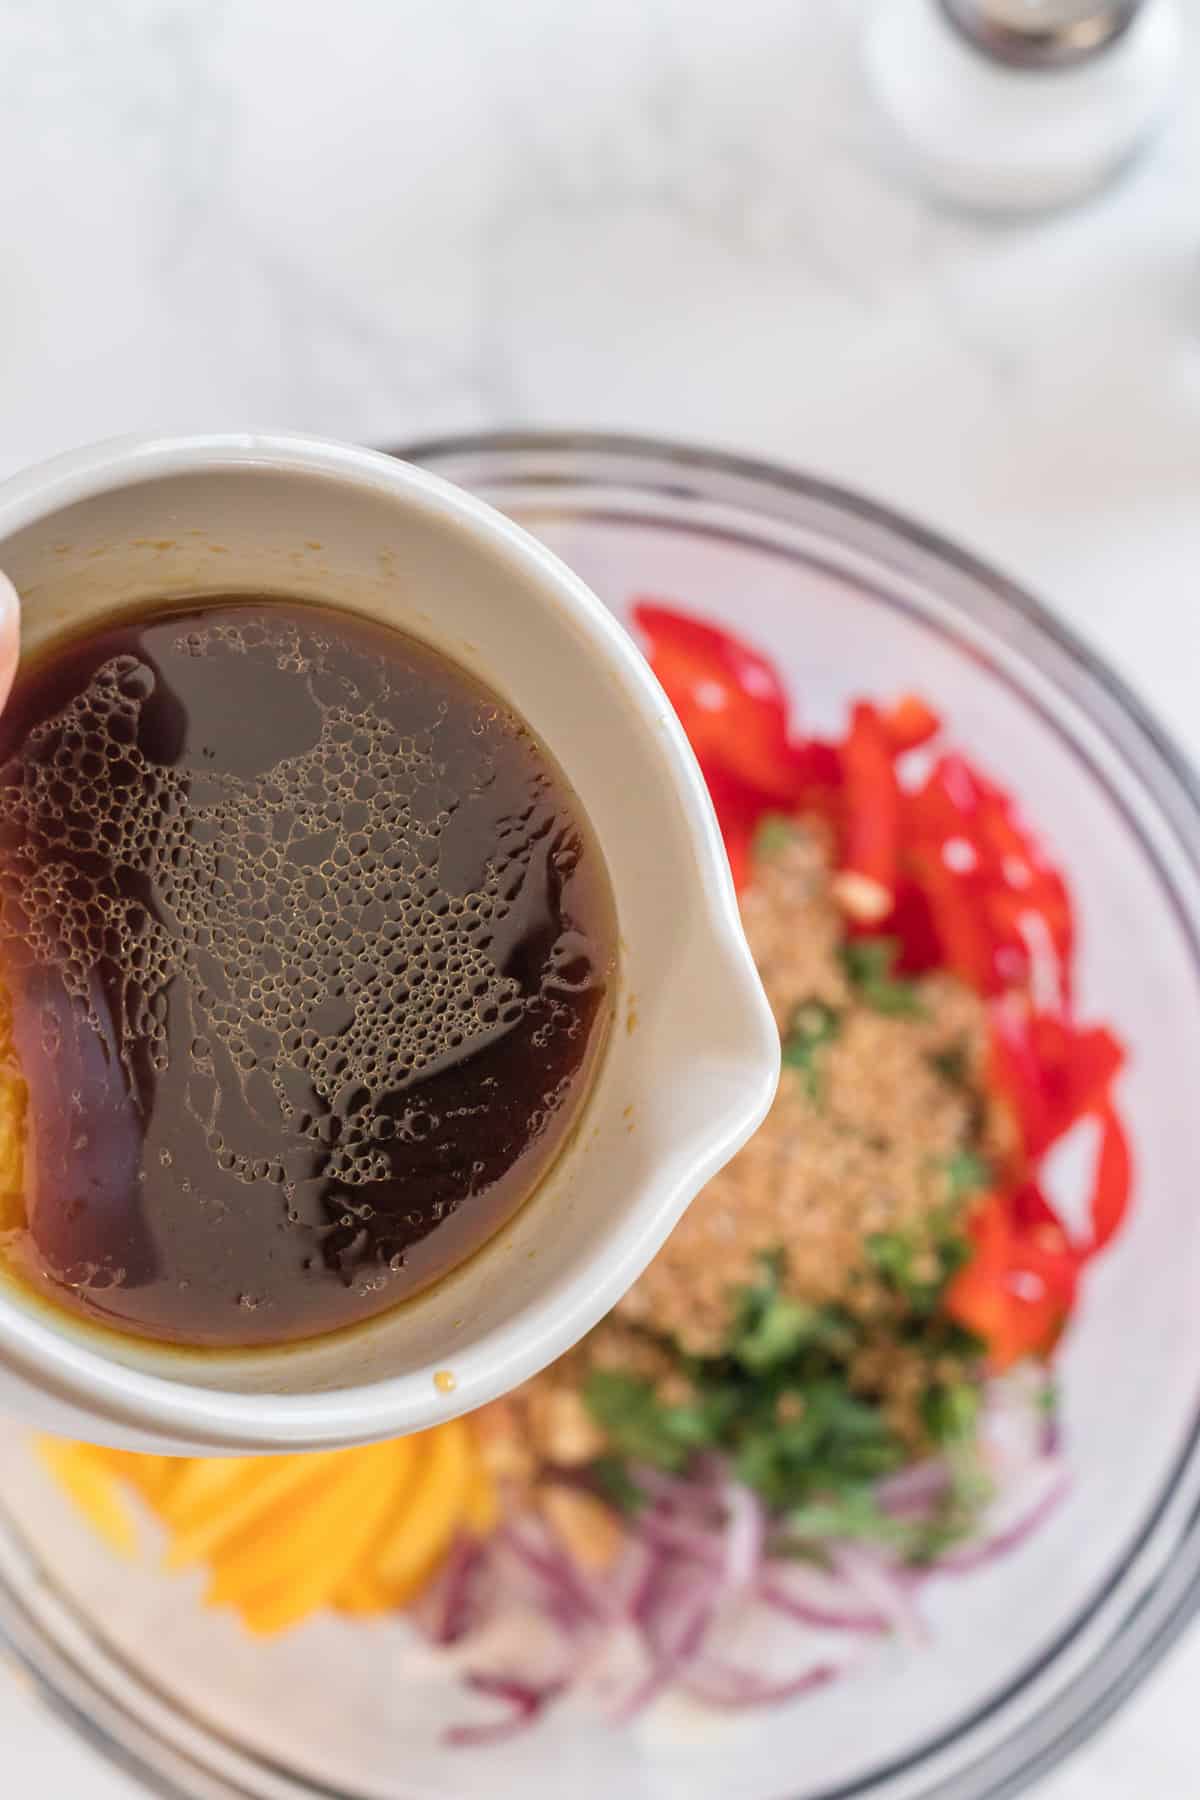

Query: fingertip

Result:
[0,570,19,714]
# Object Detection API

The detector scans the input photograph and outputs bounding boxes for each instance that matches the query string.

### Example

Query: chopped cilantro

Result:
[784,1441,991,1562]
[730,1250,843,1371]
[929,1040,970,1085]
[866,1227,970,1314]
[922,1380,981,1446]
[582,1369,736,1472]
[839,937,925,1017]
[753,813,798,860]
[731,1377,906,1510]
[781,999,840,1100]
[943,1147,992,1203]
[582,1371,689,1471]
[590,1455,646,1515]
[784,1489,911,1548]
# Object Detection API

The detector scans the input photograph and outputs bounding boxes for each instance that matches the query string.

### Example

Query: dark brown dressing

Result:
[0,600,615,1347]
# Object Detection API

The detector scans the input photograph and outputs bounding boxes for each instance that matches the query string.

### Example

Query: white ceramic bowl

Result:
[0,432,778,1455]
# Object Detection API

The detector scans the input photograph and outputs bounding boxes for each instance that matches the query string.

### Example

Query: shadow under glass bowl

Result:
[1,432,1199,1800]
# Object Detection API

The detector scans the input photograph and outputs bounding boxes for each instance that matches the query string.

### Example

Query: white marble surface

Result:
[2,0,1200,1794]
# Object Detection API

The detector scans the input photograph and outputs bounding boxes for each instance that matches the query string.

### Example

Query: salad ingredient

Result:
[834,702,900,923]
[633,602,797,802]
[41,1421,496,1635]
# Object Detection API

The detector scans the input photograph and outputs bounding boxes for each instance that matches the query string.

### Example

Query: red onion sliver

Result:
[683,1658,838,1710]
[445,1675,565,1748]
[934,1471,1069,1575]
[875,1459,952,1519]
[757,1574,887,1635]
[828,1545,928,1645]
[722,1480,766,1591]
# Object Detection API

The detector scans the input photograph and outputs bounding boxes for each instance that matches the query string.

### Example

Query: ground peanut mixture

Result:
[491,823,1003,1481]
[620,830,987,1351]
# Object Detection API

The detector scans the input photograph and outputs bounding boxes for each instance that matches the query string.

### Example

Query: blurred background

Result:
[2,1,1199,1794]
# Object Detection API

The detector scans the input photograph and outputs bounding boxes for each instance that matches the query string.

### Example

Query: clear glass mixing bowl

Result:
[1,433,1199,1800]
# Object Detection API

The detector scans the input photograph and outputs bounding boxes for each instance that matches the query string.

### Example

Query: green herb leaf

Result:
[839,937,925,1018]
[752,813,798,861]
[783,1488,911,1547]
[929,1040,970,1086]
[590,1455,646,1515]
[734,1295,833,1371]
[582,1369,736,1473]
[728,1249,842,1372]
[781,999,840,1100]
[942,1147,992,1204]
[582,1371,689,1471]
[921,1380,981,1447]
[866,1224,971,1314]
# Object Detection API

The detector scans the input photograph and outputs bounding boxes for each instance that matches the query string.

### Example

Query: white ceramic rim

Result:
[0,431,778,1449]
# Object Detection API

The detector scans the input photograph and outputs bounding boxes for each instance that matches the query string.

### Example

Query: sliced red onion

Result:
[757,1568,887,1635]
[638,1509,724,1569]
[628,1467,690,1507]
[682,1657,838,1710]
[1039,1412,1063,1458]
[615,1579,718,1721]
[501,1522,603,1631]
[875,1459,951,1519]
[721,1479,766,1591]
[828,1545,927,1645]
[445,1674,565,1747]
[627,1541,673,1629]
[423,1535,487,1646]
[934,1470,1069,1575]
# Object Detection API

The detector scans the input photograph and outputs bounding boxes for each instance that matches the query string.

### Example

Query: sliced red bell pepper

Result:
[1088,1101,1132,1254]
[909,754,985,845]
[991,1003,1125,1158]
[944,1193,1012,1354]
[945,1187,1080,1370]
[885,877,944,975]
[632,601,800,803]
[703,767,771,895]
[794,737,842,793]
[835,703,900,921]
[905,755,1077,1009]
[883,694,941,754]
[909,842,997,993]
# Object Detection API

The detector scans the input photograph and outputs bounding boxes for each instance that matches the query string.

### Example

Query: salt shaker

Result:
[863,0,1183,214]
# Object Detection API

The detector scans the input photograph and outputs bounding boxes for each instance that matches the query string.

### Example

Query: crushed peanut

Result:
[489,824,993,1459]
[618,830,987,1356]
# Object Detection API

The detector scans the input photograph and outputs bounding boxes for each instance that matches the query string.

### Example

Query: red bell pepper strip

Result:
[906,755,1077,1010]
[991,1004,1125,1159]
[943,1194,1012,1356]
[704,767,768,895]
[909,842,997,993]
[883,694,941,754]
[1088,1101,1132,1254]
[945,1187,1080,1370]
[835,703,900,921]
[632,601,800,803]
[886,878,944,976]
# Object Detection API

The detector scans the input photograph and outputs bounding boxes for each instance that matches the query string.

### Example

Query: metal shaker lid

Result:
[939,0,1143,68]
